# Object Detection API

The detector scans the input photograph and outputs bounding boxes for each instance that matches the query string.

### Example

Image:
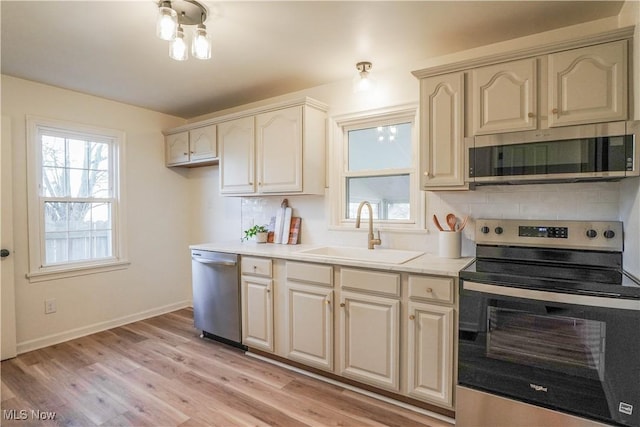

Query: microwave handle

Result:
[463,281,640,311]
[464,137,474,184]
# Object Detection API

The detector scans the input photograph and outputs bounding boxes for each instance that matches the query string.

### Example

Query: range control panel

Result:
[475,219,623,251]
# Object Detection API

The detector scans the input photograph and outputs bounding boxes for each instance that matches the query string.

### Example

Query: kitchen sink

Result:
[298,246,424,264]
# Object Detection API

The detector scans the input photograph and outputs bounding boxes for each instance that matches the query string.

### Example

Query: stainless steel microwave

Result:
[466,121,640,186]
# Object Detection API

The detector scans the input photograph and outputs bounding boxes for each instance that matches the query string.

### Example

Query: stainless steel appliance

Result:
[466,120,640,186]
[458,219,640,427]
[191,250,245,349]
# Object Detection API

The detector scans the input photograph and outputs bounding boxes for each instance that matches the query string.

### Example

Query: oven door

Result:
[459,280,640,427]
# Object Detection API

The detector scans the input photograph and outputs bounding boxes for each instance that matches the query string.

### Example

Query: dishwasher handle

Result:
[192,257,237,267]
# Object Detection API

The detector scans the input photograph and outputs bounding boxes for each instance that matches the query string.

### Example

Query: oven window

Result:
[487,307,605,378]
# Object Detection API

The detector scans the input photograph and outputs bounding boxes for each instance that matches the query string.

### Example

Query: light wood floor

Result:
[1,308,452,427]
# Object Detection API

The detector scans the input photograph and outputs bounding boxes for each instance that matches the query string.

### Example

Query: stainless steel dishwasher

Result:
[191,250,245,349]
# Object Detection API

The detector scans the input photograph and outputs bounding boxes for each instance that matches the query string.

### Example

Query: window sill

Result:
[26,259,131,283]
[328,224,430,234]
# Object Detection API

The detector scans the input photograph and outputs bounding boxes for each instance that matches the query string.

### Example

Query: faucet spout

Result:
[355,201,382,250]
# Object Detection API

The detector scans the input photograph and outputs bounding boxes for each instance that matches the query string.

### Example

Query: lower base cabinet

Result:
[406,301,454,406]
[285,283,334,370]
[339,290,400,392]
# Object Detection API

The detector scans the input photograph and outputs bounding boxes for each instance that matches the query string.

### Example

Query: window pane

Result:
[68,231,91,262]
[69,202,92,231]
[42,167,68,197]
[91,203,111,230]
[68,138,88,169]
[89,170,110,198]
[90,141,110,171]
[44,202,68,233]
[41,135,65,167]
[346,174,410,220]
[69,169,89,198]
[93,230,112,258]
[45,232,68,264]
[348,123,412,171]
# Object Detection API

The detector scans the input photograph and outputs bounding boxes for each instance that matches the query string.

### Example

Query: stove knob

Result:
[480,226,490,234]
[604,230,616,239]
[586,229,597,239]
[494,227,504,235]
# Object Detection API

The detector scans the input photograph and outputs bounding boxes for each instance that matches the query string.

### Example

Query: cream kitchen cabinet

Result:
[471,58,538,135]
[405,275,455,408]
[471,40,628,134]
[338,268,401,392]
[240,256,274,352]
[219,116,255,194]
[548,40,628,127]
[284,261,334,371]
[219,98,327,196]
[165,124,217,167]
[419,72,466,189]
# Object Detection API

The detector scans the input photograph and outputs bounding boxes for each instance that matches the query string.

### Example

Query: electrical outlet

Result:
[44,298,57,314]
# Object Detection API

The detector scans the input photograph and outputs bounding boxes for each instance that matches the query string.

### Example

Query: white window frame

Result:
[26,116,129,282]
[328,104,426,232]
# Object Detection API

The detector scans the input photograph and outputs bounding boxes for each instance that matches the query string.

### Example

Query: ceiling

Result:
[1,1,625,119]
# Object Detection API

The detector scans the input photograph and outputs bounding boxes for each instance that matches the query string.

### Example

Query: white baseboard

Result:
[16,300,192,354]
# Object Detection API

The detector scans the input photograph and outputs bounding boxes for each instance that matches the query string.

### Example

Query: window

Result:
[27,117,128,281]
[331,105,424,230]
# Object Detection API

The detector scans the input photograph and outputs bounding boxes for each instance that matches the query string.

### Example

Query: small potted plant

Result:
[243,224,269,243]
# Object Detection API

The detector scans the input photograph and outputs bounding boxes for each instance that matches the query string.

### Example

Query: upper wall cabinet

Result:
[548,40,627,127]
[471,58,538,135]
[165,124,217,167]
[420,72,467,189]
[219,98,327,196]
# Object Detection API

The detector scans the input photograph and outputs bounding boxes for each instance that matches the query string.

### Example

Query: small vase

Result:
[256,232,268,243]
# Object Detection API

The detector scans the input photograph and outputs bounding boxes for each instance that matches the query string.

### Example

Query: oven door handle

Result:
[463,281,640,311]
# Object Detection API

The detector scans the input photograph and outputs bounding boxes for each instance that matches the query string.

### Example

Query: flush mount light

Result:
[156,0,211,61]
[353,61,376,93]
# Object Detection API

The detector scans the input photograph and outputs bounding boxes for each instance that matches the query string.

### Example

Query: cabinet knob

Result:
[528,112,535,118]
[266,288,271,293]
[325,300,331,305]
[190,151,194,154]
[426,288,433,293]
[183,152,188,156]
[552,108,559,114]
[423,171,432,179]
[340,302,345,308]
[409,314,415,320]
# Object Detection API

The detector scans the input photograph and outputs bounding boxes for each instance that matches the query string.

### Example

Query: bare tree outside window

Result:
[40,133,114,265]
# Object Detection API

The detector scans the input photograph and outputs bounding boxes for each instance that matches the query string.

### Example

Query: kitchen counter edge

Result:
[190,241,473,277]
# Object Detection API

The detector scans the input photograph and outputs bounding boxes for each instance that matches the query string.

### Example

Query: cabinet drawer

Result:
[286,262,333,286]
[341,268,400,297]
[241,257,272,277]
[408,275,454,304]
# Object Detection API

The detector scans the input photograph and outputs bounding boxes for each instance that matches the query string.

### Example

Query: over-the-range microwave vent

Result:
[466,121,640,187]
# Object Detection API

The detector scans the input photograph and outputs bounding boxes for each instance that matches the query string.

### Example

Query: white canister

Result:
[439,231,461,258]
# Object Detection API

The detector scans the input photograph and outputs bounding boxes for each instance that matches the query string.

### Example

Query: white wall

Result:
[2,75,191,352]
[188,15,638,265]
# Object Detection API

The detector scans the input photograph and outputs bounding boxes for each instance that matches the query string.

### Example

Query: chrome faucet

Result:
[355,201,382,250]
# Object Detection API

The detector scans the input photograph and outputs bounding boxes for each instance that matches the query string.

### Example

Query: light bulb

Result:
[192,24,211,60]
[156,2,177,41]
[169,26,188,61]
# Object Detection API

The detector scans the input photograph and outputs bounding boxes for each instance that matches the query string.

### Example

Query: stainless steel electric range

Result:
[457,219,640,427]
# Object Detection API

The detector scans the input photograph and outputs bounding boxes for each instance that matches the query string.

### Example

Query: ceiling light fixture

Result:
[353,61,375,93]
[156,0,211,61]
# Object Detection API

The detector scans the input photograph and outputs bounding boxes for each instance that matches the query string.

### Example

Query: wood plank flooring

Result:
[1,308,452,427]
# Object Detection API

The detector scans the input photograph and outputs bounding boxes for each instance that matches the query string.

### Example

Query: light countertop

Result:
[190,241,474,277]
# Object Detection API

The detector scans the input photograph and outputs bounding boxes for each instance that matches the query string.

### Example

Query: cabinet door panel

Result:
[219,117,255,194]
[166,131,189,165]
[285,283,333,370]
[420,73,465,188]
[406,301,454,406]
[339,291,399,391]
[472,58,537,134]
[241,276,273,351]
[256,106,303,193]
[549,40,627,127]
[189,124,217,161]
